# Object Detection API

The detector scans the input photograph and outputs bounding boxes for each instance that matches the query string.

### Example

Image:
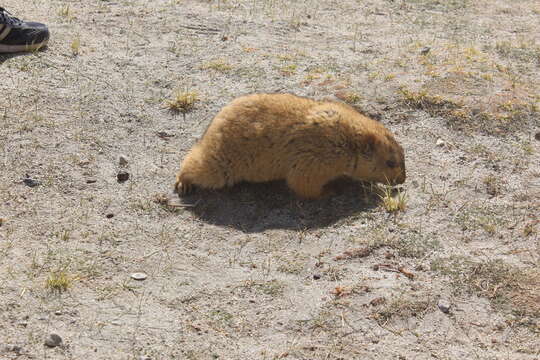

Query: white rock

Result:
[119,155,129,167]
[437,299,451,313]
[131,272,147,281]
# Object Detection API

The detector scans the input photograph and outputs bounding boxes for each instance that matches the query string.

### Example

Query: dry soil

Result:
[0,0,538,359]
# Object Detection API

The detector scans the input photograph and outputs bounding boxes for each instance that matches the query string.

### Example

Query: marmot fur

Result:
[174,93,405,199]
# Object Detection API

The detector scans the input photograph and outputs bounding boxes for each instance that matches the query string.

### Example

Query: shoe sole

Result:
[0,39,48,53]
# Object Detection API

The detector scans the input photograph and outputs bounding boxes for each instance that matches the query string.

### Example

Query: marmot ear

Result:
[361,134,377,158]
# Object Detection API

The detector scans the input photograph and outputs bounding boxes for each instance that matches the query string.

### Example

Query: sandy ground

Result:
[0,0,538,359]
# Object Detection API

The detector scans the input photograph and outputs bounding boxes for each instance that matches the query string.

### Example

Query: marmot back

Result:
[174,93,405,199]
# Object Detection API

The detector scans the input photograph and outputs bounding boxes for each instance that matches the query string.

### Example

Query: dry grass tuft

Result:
[399,86,462,111]
[200,58,232,72]
[335,91,362,105]
[71,36,81,56]
[46,270,73,293]
[58,4,74,20]
[399,85,538,135]
[373,295,432,324]
[431,257,540,319]
[398,40,539,135]
[166,90,199,115]
[483,174,503,196]
[523,221,537,237]
[378,185,407,213]
[338,231,438,261]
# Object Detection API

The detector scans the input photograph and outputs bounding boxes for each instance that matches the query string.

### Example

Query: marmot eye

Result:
[386,160,397,168]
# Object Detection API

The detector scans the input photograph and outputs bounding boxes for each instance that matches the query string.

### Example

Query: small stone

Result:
[313,274,321,280]
[5,345,22,353]
[86,178,97,184]
[106,213,114,219]
[139,357,152,360]
[119,155,129,167]
[54,311,62,315]
[436,138,445,147]
[0,218,4,226]
[131,272,147,281]
[117,171,130,183]
[370,296,386,306]
[156,131,174,140]
[23,175,41,187]
[437,299,451,314]
[535,132,540,141]
[420,46,431,55]
[44,333,62,347]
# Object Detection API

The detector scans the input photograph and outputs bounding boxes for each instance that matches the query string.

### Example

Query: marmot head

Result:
[352,131,406,185]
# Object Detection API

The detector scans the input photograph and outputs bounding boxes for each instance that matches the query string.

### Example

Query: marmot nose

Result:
[392,172,406,185]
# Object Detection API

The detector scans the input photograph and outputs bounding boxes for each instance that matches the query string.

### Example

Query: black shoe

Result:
[0,7,49,53]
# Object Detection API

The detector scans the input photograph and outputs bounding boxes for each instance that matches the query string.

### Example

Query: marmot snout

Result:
[175,93,405,199]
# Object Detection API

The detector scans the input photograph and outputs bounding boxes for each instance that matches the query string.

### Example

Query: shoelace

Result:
[0,7,23,26]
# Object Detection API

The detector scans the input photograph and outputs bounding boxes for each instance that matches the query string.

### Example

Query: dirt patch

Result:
[1,0,538,359]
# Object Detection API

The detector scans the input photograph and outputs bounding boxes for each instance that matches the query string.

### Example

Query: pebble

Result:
[535,132,540,141]
[54,311,62,315]
[139,357,152,360]
[44,333,62,348]
[119,155,129,167]
[131,272,147,281]
[5,345,22,353]
[313,274,321,280]
[117,171,130,183]
[370,296,386,306]
[156,131,173,139]
[420,46,431,55]
[436,138,445,147]
[437,299,451,314]
[86,178,97,184]
[23,175,41,187]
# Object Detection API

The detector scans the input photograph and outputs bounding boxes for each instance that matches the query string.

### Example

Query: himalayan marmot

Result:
[174,93,405,199]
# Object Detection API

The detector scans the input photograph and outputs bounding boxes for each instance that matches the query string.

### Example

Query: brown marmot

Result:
[174,93,405,199]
